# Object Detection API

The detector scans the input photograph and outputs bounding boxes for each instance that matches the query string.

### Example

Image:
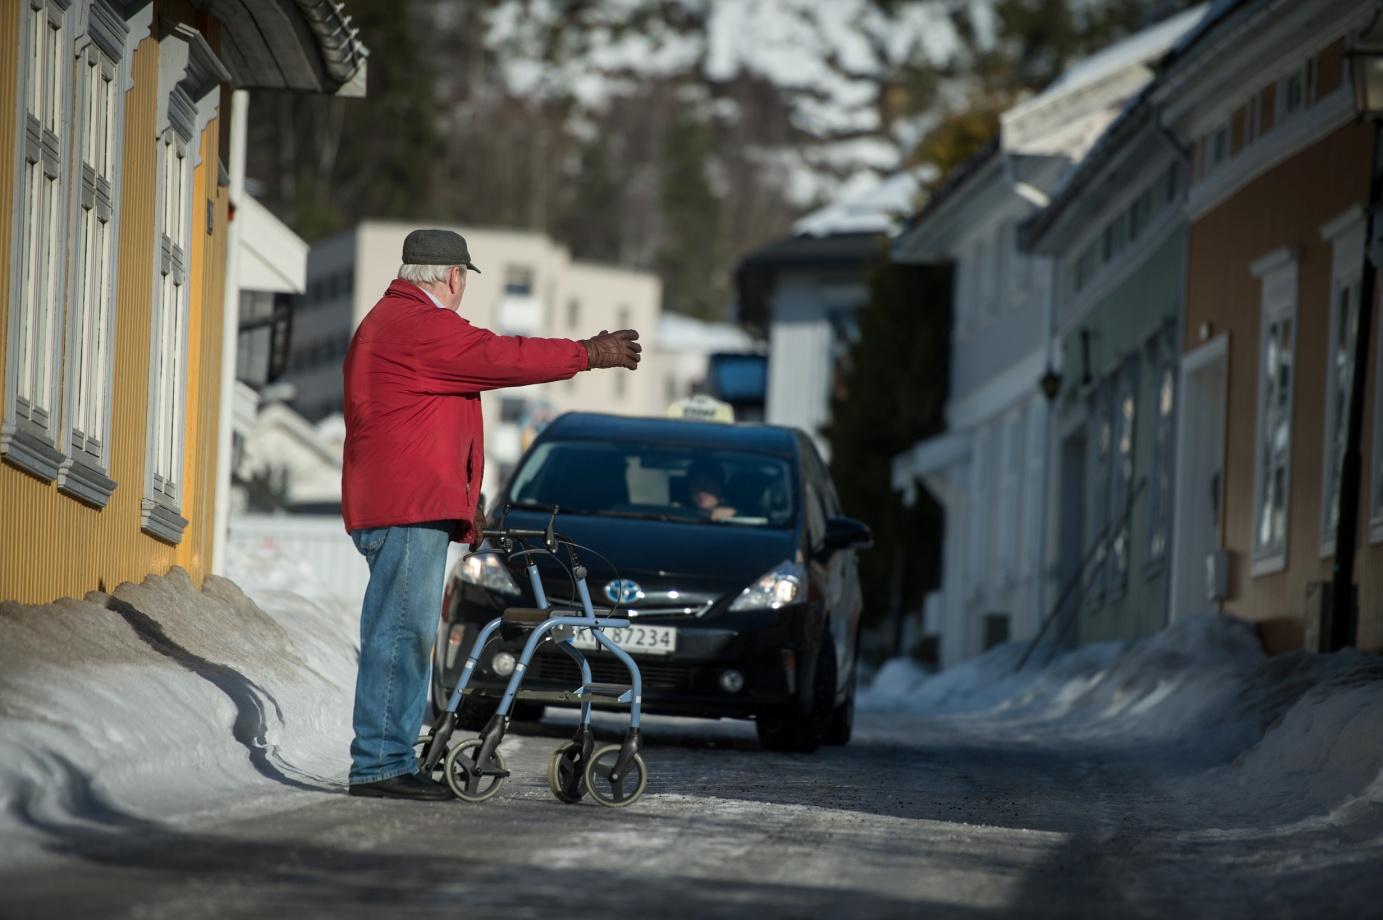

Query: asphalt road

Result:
[2,708,1379,919]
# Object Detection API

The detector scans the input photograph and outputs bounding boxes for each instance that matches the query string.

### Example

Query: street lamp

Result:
[1328,8,1383,651]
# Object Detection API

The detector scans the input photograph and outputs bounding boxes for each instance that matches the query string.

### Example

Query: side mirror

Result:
[820,516,873,557]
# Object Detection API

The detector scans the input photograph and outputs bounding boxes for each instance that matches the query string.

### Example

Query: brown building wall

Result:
[1184,120,1380,652]
[0,23,229,605]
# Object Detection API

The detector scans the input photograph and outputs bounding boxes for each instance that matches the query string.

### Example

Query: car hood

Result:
[498,509,798,606]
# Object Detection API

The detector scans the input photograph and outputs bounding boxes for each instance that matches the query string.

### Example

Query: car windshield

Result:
[507,438,796,529]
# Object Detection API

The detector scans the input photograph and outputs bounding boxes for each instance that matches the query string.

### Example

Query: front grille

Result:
[531,649,698,691]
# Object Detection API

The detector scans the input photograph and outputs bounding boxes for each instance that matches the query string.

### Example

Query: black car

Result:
[433,412,872,752]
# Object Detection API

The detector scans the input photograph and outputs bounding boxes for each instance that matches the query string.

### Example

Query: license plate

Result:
[570,624,677,656]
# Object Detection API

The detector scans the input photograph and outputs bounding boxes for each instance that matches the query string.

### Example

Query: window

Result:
[1073,244,1098,293]
[1210,124,1229,168]
[1146,328,1177,566]
[3,0,72,480]
[1250,250,1299,573]
[1164,161,1180,204]
[142,22,227,543]
[148,130,190,515]
[996,411,1024,583]
[1320,210,1364,555]
[504,265,534,296]
[1278,58,1317,123]
[498,397,526,424]
[60,21,125,505]
[1085,385,1114,606]
[1127,190,1152,243]
[1107,360,1138,600]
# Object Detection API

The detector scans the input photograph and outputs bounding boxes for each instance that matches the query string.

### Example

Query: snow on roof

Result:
[792,169,926,238]
[1034,4,1209,101]
[658,311,758,353]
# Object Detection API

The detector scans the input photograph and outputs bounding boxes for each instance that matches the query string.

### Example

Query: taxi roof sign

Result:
[667,394,735,423]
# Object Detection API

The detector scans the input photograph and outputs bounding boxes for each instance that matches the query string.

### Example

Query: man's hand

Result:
[582,329,641,370]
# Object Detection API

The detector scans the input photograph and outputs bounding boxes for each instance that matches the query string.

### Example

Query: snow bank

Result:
[865,614,1383,816]
[0,553,359,866]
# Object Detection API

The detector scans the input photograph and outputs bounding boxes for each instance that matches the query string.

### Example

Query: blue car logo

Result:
[604,579,645,605]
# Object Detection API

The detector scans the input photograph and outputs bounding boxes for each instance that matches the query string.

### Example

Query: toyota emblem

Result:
[604,579,645,605]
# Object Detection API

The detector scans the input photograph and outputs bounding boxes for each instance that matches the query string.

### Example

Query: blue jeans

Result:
[348,521,454,784]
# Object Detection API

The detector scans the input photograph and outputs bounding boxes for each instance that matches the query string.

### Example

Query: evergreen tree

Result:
[823,247,951,644]
[657,106,728,320]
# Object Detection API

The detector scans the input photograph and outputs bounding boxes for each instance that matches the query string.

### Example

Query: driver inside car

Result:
[684,461,738,522]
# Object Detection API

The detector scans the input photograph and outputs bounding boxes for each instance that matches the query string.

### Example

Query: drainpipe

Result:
[212,89,248,576]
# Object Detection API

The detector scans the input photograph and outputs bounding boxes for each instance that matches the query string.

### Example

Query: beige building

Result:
[283,221,665,494]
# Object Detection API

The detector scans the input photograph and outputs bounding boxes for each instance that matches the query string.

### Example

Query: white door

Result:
[1169,336,1228,620]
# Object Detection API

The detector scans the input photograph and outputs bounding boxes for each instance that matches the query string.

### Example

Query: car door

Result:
[802,441,860,694]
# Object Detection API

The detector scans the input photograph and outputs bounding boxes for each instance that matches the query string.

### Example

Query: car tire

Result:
[825,663,855,746]
[756,633,836,754]
[510,702,547,723]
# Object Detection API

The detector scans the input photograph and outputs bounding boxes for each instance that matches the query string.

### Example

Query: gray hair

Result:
[398,263,463,286]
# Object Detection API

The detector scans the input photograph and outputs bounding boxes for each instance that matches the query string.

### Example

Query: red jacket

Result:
[341,280,588,542]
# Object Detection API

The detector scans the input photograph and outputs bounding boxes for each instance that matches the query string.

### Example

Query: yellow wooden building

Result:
[0,0,364,604]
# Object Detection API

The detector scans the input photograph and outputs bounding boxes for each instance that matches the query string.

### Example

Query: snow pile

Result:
[865,614,1383,815]
[0,557,359,866]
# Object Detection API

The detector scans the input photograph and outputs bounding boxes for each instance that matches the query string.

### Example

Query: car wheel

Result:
[756,634,836,754]
[825,663,855,746]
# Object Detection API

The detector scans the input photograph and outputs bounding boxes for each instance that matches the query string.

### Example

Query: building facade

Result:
[1155,0,1382,652]
[890,7,1205,667]
[0,0,365,605]
[1024,101,1189,648]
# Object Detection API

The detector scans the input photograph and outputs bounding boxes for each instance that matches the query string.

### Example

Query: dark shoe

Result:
[348,772,453,801]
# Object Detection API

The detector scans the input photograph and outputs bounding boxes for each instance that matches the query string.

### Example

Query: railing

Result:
[1015,477,1148,671]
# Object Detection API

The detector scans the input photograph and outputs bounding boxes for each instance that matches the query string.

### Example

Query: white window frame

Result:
[140,23,228,543]
[3,0,74,482]
[1249,248,1300,576]
[1107,358,1139,601]
[1145,324,1178,570]
[1318,207,1365,557]
[57,0,132,507]
[1277,56,1318,126]
[1085,383,1115,608]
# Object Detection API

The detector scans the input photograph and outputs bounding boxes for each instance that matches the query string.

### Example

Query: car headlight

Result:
[460,553,522,595]
[729,560,804,611]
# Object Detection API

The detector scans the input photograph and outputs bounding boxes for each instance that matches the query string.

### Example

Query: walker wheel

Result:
[547,741,587,803]
[444,738,508,802]
[582,743,648,808]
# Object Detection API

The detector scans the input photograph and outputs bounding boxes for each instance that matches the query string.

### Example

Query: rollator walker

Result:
[418,504,649,807]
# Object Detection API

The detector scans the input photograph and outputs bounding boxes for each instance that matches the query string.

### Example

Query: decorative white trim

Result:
[1249,245,1298,278]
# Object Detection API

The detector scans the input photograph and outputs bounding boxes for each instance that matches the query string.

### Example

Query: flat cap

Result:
[401,229,482,273]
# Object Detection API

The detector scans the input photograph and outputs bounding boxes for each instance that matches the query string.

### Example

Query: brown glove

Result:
[581,329,642,370]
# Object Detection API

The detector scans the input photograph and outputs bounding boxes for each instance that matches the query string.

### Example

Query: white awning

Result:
[238,195,307,294]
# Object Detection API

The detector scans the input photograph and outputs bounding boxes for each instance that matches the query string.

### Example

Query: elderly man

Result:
[342,229,640,800]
